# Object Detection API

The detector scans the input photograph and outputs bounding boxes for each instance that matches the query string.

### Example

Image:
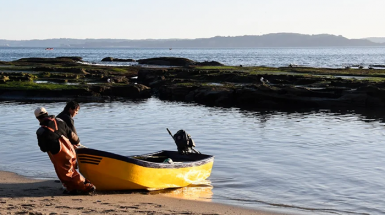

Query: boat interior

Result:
[131,150,212,163]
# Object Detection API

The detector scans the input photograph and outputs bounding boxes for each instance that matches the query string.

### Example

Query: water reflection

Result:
[148,182,213,202]
[95,183,213,202]
[238,106,385,125]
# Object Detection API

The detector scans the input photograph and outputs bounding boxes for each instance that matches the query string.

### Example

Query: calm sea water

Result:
[1,48,385,214]
[0,47,385,68]
[1,99,385,215]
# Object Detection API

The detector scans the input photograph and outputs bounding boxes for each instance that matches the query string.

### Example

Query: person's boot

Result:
[80,182,96,195]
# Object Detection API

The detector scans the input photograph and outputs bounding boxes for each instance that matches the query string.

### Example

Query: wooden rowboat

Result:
[76,148,214,191]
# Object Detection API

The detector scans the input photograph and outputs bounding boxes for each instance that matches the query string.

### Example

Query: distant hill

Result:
[364,37,385,43]
[0,33,383,48]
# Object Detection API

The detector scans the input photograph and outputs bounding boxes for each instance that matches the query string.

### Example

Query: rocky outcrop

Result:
[107,84,151,98]
[0,83,151,102]
[87,84,151,99]
[137,57,224,67]
[137,57,195,66]
[56,57,83,61]
[155,83,385,108]
[3,56,385,109]
[0,88,100,102]
[101,57,136,62]
[107,76,129,83]
[137,68,385,109]
[33,67,89,74]
[14,57,83,65]
[138,69,167,85]
[195,61,224,66]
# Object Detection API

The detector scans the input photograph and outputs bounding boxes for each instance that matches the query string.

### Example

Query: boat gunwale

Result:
[77,148,214,169]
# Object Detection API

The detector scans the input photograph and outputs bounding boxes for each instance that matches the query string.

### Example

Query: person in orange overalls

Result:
[35,107,95,194]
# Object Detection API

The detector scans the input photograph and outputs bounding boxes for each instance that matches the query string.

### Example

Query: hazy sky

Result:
[1,0,384,40]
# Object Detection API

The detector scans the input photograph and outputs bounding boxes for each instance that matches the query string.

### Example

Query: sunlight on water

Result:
[1,99,385,215]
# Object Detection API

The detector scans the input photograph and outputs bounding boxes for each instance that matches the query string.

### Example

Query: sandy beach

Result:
[0,171,293,215]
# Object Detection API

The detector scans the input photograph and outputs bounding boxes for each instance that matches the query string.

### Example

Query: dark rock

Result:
[0,88,97,102]
[109,76,129,83]
[195,61,224,66]
[14,57,82,66]
[338,93,376,107]
[62,68,88,74]
[33,67,89,74]
[137,69,166,85]
[56,56,83,61]
[370,64,385,68]
[101,57,136,62]
[15,57,82,63]
[107,84,151,98]
[148,76,166,88]
[101,57,114,61]
[158,85,197,101]
[137,57,195,66]
[89,85,110,93]
[193,87,234,106]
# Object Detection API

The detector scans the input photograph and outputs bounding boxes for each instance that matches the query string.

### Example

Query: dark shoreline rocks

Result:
[136,57,224,67]
[137,57,195,66]
[101,57,136,62]
[14,57,83,66]
[136,68,385,109]
[1,57,385,110]
[0,83,151,102]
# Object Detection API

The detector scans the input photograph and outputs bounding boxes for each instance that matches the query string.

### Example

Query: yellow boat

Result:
[76,148,214,191]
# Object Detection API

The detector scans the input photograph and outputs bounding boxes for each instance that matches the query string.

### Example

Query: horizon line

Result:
[1,33,383,41]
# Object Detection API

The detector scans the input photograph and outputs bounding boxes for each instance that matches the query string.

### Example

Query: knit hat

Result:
[34,107,48,118]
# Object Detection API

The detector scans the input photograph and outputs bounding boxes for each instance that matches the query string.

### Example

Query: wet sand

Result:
[0,171,294,215]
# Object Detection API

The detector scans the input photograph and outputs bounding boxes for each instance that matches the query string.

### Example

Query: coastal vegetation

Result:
[0,81,82,90]
[1,56,385,109]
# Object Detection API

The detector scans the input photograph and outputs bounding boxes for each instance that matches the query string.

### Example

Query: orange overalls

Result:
[42,119,94,193]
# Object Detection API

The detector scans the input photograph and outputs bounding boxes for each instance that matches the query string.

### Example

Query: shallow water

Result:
[1,99,385,215]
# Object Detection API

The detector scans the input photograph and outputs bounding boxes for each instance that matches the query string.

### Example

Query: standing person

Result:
[35,107,95,194]
[57,101,80,135]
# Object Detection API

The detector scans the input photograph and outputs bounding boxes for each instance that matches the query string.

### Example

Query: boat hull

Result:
[77,148,214,191]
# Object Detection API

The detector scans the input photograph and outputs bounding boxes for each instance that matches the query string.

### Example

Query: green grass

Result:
[0,65,34,71]
[248,70,292,75]
[360,77,385,82]
[194,66,240,70]
[0,81,84,90]
[281,67,385,77]
[110,68,130,73]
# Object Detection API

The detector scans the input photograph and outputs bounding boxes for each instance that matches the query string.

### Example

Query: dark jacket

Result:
[36,116,80,154]
[57,111,77,135]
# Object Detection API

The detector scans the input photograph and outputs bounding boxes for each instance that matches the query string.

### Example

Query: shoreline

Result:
[0,170,293,215]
